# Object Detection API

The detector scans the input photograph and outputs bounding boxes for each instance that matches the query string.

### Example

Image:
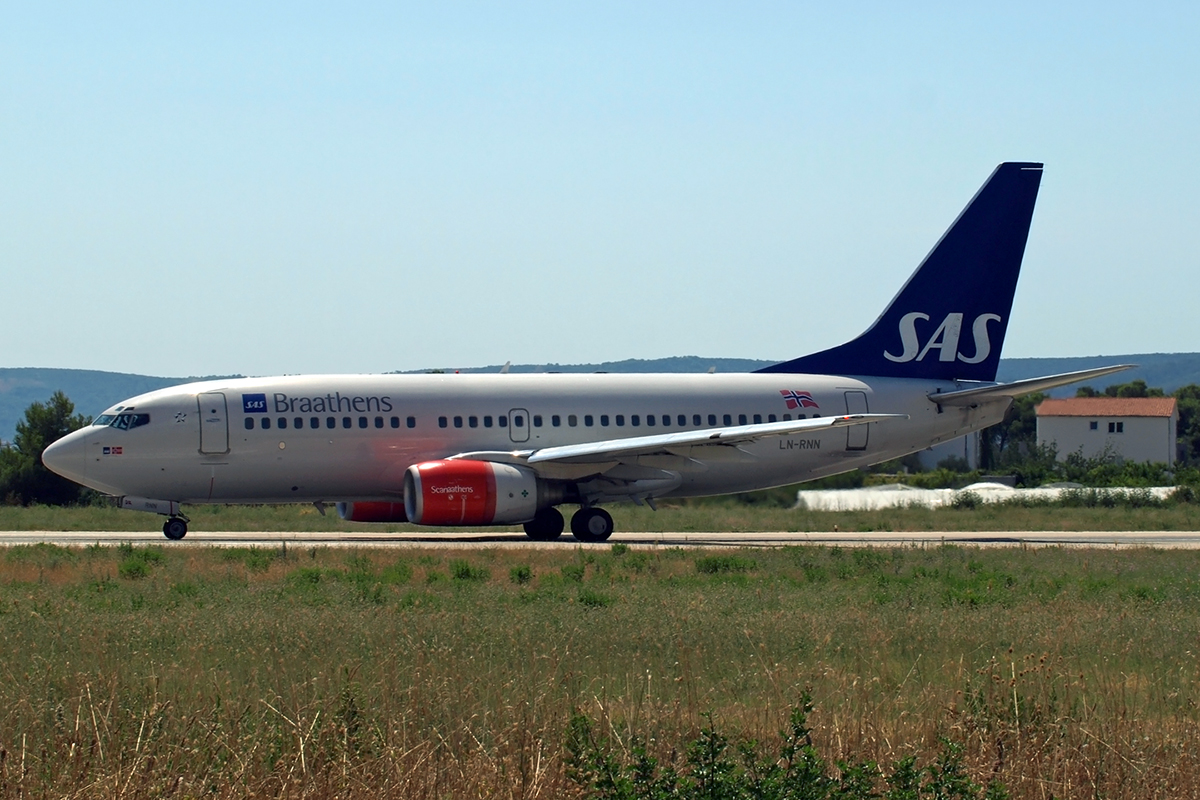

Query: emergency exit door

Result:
[844,391,869,451]
[198,392,230,454]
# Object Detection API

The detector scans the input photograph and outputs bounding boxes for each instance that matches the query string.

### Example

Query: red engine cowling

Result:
[404,460,539,526]
[336,501,409,523]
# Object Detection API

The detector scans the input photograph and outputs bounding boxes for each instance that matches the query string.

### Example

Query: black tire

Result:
[163,518,188,540]
[523,507,564,541]
[571,507,614,542]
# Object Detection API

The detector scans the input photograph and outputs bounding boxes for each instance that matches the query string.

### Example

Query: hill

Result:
[2,353,1197,445]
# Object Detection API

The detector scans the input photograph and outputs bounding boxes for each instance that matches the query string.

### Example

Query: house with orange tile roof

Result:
[1035,397,1178,466]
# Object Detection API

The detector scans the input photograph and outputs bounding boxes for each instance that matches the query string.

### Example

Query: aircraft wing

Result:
[451,413,907,469]
[929,364,1136,406]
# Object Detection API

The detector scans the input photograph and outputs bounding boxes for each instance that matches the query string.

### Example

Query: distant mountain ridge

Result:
[3,353,1197,445]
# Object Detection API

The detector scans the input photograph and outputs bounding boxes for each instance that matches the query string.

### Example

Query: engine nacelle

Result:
[404,460,539,526]
[336,501,409,523]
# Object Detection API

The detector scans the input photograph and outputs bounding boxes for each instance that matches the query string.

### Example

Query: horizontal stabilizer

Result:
[929,365,1136,406]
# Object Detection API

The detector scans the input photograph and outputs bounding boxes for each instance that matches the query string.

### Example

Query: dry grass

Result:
[1,543,1199,797]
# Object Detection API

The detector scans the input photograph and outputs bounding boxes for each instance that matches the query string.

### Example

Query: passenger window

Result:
[244,418,254,430]
[632,415,640,427]
[739,414,747,425]
[678,415,686,426]
[499,415,508,427]
[708,414,717,426]
[390,417,400,428]
[768,414,777,423]
[533,415,542,427]
[616,415,624,426]
[359,417,368,429]
[753,414,762,424]
[343,417,352,429]
[584,415,593,426]
[278,418,288,429]
[327,417,336,429]
[783,414,792,421]
[600,415,609,426]
[295,417,304,429]
[407,416,416,428]
[693,414,701,426]
[439,417,448,428]
[568,415,577,427]
[663,415,671,426]
[453,416,463,428]
[552,415,561,427]
[513,415,524,427]
[645,415,654,427]
[262,418,271,430]
[723,414,732,426]
[484,416,493,428]
[311,417,320,429]
[375,416,384,428]
[469,416,478,428]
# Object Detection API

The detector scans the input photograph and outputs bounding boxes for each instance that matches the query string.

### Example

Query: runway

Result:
[4,530,1200,548]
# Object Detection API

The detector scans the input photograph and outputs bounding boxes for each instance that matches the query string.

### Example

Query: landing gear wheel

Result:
[571,507,614,543]
[163,517,188,540]
[523,507,564,541]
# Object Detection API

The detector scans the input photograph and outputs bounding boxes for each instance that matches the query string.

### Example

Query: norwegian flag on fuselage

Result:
[780,390,819,410]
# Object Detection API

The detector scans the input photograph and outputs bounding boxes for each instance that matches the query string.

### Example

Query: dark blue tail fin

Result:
[757,162,1043,381]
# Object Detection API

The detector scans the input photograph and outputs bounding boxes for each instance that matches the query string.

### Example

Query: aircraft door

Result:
[198,392,230,454]
[844,391,869,451]
[508,408,530,443]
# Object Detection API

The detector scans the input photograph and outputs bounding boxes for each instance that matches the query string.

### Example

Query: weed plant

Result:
[2,543,1200,797]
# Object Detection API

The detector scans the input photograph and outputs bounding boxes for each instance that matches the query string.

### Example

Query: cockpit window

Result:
[108,413,150,430]
[94,415,116,426]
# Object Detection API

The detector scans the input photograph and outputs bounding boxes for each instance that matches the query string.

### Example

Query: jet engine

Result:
[404,460,540,526]
[336,501,408,523]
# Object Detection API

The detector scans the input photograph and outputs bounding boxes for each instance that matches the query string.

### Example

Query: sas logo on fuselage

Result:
[780,390,819,410]
[884,312,1001,364]
[242,393,269,413]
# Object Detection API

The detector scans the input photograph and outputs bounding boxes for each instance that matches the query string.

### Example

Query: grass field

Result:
[1,496,1199,534]
[2,541,1200,797]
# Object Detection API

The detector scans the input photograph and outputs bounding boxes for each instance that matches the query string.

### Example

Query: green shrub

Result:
[577,588,611,608]
[610,542,629,556]
[695,555,756,574]
[379,560,412,585]
[450,560,489,582]
[510,565,533,585]
[561,563,585,583]
[118,559,149,580]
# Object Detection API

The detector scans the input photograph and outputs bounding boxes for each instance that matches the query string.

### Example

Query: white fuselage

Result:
[48,372,1009,505]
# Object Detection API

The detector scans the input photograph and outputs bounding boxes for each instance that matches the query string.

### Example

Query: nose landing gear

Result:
[163,516,189,540]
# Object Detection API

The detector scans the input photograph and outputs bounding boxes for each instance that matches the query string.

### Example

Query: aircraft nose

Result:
[42,430,88,484]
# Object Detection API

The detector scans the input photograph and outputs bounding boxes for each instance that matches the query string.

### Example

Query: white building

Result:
[1035,397,1178,466]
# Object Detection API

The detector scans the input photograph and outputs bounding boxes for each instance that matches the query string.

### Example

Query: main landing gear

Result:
[163,517,189,540]
[523,506,615,543]
[570,507,614,543]
[523,507,564,541]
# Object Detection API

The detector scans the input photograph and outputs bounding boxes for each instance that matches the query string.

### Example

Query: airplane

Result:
[42,162,1130,542]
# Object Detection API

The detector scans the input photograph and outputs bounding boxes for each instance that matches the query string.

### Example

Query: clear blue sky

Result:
[2,2,1196,377]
